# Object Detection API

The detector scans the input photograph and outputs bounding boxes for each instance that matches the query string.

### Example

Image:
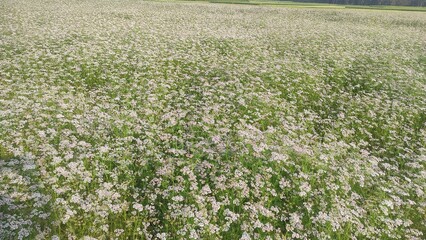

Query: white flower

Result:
[133,203,144,212]
[240,232,251,240]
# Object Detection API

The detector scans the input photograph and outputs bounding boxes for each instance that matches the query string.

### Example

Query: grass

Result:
[161,0,426,11]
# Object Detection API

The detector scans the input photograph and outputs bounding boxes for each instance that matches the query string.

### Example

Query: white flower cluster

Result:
[1,0,425,239]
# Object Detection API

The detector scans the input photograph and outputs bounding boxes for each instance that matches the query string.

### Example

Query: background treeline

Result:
[292,0,425,6]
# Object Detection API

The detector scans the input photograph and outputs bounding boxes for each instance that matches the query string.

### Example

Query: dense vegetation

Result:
[294,0,425,6]
[1,0,425,239]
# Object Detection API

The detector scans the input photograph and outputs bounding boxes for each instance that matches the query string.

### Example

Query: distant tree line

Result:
[292,0,425,6]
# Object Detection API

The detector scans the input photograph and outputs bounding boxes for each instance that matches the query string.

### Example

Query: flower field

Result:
[1,0,425,239]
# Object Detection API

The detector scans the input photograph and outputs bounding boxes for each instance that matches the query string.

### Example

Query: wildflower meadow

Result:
[0,0,425,239]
